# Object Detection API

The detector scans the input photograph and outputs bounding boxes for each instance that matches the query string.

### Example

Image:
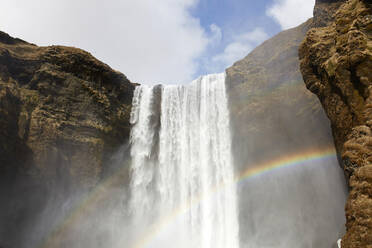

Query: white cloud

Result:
[0,0,211,84]
[266,0,315,30]
[209,24,222,46]
[210,28,269,70]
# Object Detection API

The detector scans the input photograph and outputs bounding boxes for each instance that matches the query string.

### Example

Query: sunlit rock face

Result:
[300,0,372,246]
[0,31,135,248]
[226,16,347,248]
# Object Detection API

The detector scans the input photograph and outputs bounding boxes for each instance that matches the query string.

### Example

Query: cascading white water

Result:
[129,73,240,248]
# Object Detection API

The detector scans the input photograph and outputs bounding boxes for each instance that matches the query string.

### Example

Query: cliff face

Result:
[0,31,134,187]
[299,0,372,246]
[0,31,134,247]
[226,17,348,247]
[226,20,333,169]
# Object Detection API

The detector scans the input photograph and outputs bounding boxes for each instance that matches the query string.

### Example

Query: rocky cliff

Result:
[299,0,372,246]
[225,15,347,247]
[226,20,333,171]
[0,31,135,247]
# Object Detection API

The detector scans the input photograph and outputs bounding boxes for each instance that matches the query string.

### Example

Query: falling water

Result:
[129,73,240,248]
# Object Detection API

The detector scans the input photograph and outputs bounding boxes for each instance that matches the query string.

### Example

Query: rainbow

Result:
[238,146,337,181]
[130,146,337,248]
[39,146,337,248]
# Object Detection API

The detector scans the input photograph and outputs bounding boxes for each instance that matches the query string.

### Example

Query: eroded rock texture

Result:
[0,31,134,247]
[299,0,372,246]
[313,0,345,28]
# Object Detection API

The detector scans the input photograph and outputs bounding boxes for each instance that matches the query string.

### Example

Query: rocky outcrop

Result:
[0,31,134,187]
[313,0,345,28]
[0,31,135,247]
[299,0,372,246]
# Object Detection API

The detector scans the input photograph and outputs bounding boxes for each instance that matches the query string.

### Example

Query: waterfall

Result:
[128,73,240,248]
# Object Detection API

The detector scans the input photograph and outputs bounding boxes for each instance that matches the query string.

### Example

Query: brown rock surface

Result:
[313,0,345,28]
[0,31,134,247]
[0,31,134,187]
[299,0,372,246]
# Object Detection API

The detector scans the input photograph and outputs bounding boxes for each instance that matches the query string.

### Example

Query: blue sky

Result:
[0,0,314,84]
[191,0,283,77]
[193,0,282,37]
